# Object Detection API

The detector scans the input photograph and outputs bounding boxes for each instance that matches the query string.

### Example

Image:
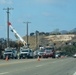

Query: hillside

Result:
[17,34,76,50]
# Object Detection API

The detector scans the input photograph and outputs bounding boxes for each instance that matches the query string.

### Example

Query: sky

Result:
[0,0,76,40]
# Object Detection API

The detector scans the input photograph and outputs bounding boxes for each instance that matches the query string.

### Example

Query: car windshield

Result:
[22,50,28,52]
[45,48,53,50]
[5,50,12,52]
[39,49,44,52]
[56,53,60,55]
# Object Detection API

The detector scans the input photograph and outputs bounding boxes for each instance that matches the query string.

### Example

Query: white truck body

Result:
[19,47,33,59]
[3,48,17,59]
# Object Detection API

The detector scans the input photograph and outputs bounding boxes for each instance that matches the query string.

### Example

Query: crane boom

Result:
[8,22,26,47]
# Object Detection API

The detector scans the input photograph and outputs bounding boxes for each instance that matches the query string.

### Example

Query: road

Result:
[0,57,76,75]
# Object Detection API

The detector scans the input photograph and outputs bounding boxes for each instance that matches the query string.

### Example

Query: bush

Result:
[62,45,76,56]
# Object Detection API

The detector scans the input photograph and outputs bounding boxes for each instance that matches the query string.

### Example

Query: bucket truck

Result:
[8,22,26,47]
[8,22,33,59]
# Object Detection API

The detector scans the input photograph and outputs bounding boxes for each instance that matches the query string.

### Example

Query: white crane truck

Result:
[8,22,33,59]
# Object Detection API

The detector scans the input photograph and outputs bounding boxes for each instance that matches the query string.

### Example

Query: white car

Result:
[55,53,60,58]
[73,54,76,58]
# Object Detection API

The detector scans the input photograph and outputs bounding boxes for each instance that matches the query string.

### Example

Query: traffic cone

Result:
[61,56,64,58]
[6,56,8,61]
[37,56,40,61]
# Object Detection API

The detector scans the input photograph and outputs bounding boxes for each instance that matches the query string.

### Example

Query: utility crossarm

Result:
[8,22,26,47]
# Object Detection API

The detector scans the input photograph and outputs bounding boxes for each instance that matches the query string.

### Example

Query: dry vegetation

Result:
[17,34,76,50]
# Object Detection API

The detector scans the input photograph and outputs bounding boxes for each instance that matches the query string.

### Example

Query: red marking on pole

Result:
[8,22,11,26]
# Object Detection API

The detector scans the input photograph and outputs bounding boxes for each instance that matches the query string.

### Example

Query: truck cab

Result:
[19,47,33,59]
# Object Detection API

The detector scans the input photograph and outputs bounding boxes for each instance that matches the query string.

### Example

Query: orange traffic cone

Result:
[61,56,64,58]
[6,56,8,61]
[37,56,40,61]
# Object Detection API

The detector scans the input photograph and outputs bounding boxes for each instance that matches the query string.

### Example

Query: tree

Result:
[35,30,39,35]
[30,33,34,36]
[39,32,45,35]
[45,32,50,36]
[61,45,76,56]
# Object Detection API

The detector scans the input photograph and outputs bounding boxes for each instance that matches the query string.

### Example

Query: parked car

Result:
[73,54,76,58]
[33,49,44,58]
[37,49,45,58]
[55,52,61,58]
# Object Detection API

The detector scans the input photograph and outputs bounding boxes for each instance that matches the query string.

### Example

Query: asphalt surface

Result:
[0,57,76,75]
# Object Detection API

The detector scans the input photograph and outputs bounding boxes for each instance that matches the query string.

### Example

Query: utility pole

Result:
[35,32,37,49]
[35,31,39,49]
[38,32,40,48]
[23,21,31,47]
[3,7,13,47]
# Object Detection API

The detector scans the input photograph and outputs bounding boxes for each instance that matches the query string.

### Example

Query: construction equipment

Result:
[8,22,27,47]
[8,22,34,59]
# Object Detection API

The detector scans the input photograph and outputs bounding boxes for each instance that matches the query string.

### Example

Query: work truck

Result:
[3,47,17,59]
[19,47,33,59]
[8,22,33,59]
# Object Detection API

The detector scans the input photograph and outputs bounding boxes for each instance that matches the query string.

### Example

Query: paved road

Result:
[0,58,76,75]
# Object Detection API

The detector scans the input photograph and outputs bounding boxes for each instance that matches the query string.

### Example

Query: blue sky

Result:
[0,0,76,40]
